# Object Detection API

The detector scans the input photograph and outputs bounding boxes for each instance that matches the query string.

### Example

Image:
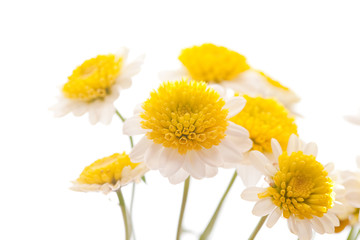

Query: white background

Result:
[1,0,360,239]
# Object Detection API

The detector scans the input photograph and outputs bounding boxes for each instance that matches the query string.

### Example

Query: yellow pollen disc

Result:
[230,95,297,153]
[256,70,290,91]
[77,153,138,185]
[140,80,229,154]
[258,151,334,219]
[178,43,250,83]
[63,54,123,102]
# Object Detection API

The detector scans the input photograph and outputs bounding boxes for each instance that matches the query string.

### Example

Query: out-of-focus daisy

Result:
[123,79,252,184]
[241,134,340,240]
[159,43,250,84]
[159,43,299,110]
[230,95,298,186]
[71,152,148,194]
[51,48,144,124]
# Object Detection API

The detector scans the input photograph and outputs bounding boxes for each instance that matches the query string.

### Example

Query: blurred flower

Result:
[159,43,250,84]
[241,134,340,240]
[344,111,360,125]
[123,80,252,184]
[71,152,148,194]
[51,48,144,124]
[231,95,298,186]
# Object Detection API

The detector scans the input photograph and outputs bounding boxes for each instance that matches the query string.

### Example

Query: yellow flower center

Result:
[63,54,123,102]
[178,43,250,83]
[77,153,138,185]
[259,151,334,219]
[230,95,297,153]
[140,80,229,154]
[256,70,290,91]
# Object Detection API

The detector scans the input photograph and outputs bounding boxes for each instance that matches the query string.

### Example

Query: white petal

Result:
[224,96,247,118]
[241,187,266,201]
[226,122,250,138]
[218,138,244,165]
[264,163,277,176]
[204,165,218,178]
[324,162,334,174]
[296,220,313,240]
[237,164,263,187]
[266,207,282,228]
[183,151,206,179]
[208,84,226,98]
[356,156,360,169]
[344,115,360,125]
[317,215,334,234]
[123,115,147,135]
[117,77,132,89]
[197,147,223,167]
[252,198,275,216]
[129,136,150,162]
[325,212,340,227]
[72,103,88,117]
[99,103,115,125]
[120,54,145,79]
[345,191,360,207]
[144,143,164,169]
[168,168,189,185]
[159,149,185,177]
[343,178,360,190]
[271,138,282,160]
[249,151,271,176]
[88,105,101,125]
[304,142,318,157]
[287,216,297,234]
[287,134,299,155]
[310,217,325,234]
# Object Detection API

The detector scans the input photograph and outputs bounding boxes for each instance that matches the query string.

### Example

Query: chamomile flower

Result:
[241,134,340,240]
[51,48,144,124]
[71,153,148,194]
[159,43,299,110]
[123,80,252,184]
[231,95,298,186]
[333,166,360,233]
[159,43,250,84]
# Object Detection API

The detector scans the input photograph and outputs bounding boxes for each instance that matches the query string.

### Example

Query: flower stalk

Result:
[248,215,267,240]
[176,177,191,240]
[199,171,237,240]
[116,189,131,240]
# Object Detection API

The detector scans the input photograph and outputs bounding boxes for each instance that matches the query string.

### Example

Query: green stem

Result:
[248,215,267,240]
[355,229,360,240]
[199,171,237,240]
[116,189,131,240]
[115,109,134,148]
[176,177,191,240]
[348,226,355,240]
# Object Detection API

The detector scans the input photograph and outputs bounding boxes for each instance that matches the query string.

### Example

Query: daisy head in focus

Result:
[333,157,360,233]
[51,47,144,124]
[159,43,299,110]
[123,79,253,184]
[71,152,148,194]
[241,134,340,240]
[230,95,298,186]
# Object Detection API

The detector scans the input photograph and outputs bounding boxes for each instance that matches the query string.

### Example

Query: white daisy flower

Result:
[71,152,148,194]
[332,162,360,233]
[123,79,253,184]
[241,134,340,240]
[159,43,299,110]
[230,95,298,186]
[51,47,144,124]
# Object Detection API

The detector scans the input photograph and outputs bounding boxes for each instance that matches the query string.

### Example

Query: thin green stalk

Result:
[199,171,237,240]
[116,189,131,240]
[347,226,355,240]
[115,109,134,148]
[354,229,360,240]
[176,177,191,240]
[248,215,267,240]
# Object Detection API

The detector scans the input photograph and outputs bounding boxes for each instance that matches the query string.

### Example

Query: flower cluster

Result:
[53,43,360,240]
